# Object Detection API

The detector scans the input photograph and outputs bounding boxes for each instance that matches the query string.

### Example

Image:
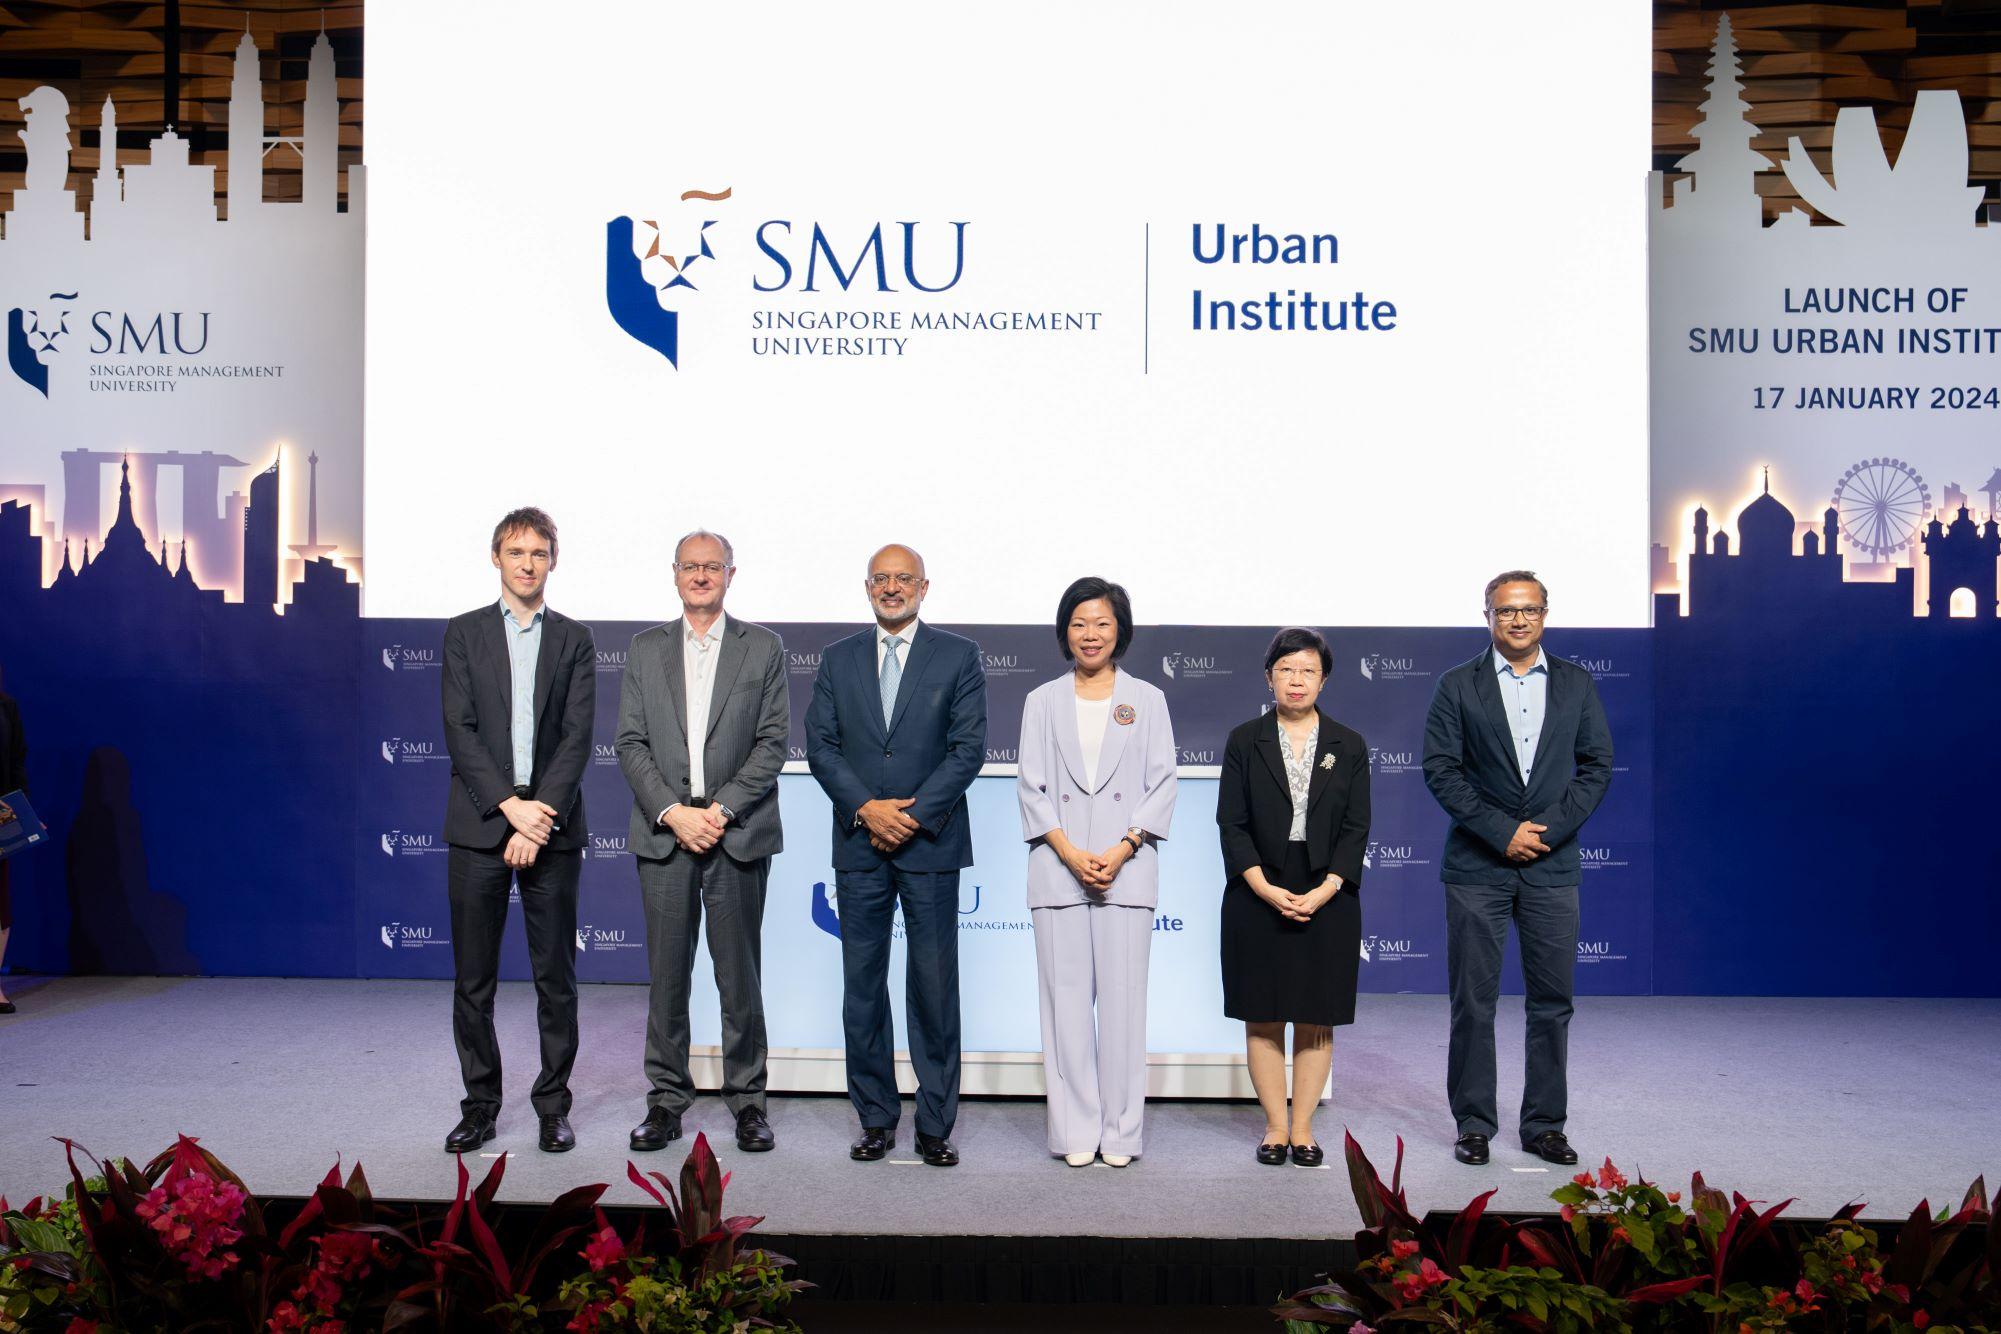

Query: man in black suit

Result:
[1421,570,1612,1168]
[806,544,987,1167]
[439,507,596,1155]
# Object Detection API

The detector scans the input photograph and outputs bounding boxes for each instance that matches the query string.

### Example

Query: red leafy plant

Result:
[1274,1134,1998,1332]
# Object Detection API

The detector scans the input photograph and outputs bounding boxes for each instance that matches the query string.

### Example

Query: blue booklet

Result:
[0,789,46,859]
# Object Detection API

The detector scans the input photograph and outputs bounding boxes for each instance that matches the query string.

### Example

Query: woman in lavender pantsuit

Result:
[1017,578,1178,1167]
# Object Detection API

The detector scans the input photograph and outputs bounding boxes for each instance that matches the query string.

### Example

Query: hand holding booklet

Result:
[0,789,47,859]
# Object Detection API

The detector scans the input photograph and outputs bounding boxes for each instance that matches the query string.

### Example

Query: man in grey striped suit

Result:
[615,530,790,1154]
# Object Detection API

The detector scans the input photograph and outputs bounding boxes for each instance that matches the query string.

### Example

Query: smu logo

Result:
[6,290,75,396]
[381,645,439,672]
[1161,651,1223,681]
[1179,747,1218,765]
[810,880,984,941]
[1359,653,1425,682]
[380,738,441,765]
[605,187,732,369]
[576,923,639,953]
[379,922,441,949]
[1363,842,1423,870]
[1368,746,1417,775]
[589,834,628,861]
[1576,938,1628,964]
[595,649,628,673]
[1360,934,1423,964]
[593,743,620,767]
[379,831,442,858]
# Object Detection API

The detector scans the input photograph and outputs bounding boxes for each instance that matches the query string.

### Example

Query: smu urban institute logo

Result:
[606,188,732,369]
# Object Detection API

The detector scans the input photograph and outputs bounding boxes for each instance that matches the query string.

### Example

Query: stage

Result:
[2,977,1994,1237]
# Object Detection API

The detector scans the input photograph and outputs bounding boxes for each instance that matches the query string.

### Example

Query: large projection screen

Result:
[364,1,1649,628]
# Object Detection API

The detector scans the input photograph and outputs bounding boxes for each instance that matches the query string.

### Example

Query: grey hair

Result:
[1484,569,1549,608]
[674,529,734,566]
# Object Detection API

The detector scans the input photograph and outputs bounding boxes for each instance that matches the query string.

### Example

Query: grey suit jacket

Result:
[615,615,789,861]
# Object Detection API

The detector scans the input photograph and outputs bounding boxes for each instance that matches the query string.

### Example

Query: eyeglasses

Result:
[674,561,727,576]
[868,572,922,589]
[1487,606,1547,622]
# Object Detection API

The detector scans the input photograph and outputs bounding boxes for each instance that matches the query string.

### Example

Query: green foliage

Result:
[1276,1142,1997,1333]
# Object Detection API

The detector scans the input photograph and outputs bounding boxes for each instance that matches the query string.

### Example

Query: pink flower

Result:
[267,1301,307,1331]
[1559,1204,1576,1222]
[582,1224,626,1272]
[1611,1226,1631,1244]
[63,1321,100,1334]
[1351,1324,1376,1334]
[1666,1191,1681,1204]
[1913,1312,1930,1330]
[1571,1172,1596,1189]
[1389,1238,1419,1260]
[134,1169,246,1280]
[1861,1271,1883,1294]
[568,1298,613,1333]
[1595,1160,1628,1191]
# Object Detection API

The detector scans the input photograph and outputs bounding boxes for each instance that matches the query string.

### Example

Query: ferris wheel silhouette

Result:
[1831,457,1931,559]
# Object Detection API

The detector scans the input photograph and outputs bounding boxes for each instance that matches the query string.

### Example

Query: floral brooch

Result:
[1319,753,1336,770]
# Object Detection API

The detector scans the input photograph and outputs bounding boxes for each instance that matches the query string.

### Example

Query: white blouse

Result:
[1076,696,1113,788]
[1276,719,1319,842]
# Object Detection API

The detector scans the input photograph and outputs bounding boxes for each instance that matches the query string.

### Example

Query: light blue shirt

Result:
[501,600,545,786]
[1493,647,1548,785]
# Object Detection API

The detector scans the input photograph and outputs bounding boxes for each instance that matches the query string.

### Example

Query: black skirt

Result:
[1220,842,1361,1027]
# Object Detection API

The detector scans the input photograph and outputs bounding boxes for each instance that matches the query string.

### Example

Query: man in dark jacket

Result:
[1422,570,1612,1169]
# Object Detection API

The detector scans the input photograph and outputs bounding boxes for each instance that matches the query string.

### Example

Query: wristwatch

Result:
[1122,828,1144,854]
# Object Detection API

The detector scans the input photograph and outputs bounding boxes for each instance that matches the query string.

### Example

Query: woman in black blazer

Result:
[1215,627,1370,1166]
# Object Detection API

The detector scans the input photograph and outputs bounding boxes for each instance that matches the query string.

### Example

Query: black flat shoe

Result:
[629,1106,681,1152]
[1522,1130,1578,1165]
[1454,1133,1490,1165]
[850,1126,894,1161]
[444,1112,496,1154]
[0,1000,15,1015]
[1290,1142,1325,1167]
[735,1105,775,1152]
[915,1133,959,1167]
[538,1114,576,1153]
[1256,1140,1289,1166]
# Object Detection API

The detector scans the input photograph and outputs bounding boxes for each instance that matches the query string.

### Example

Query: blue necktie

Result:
[880,635,903,729]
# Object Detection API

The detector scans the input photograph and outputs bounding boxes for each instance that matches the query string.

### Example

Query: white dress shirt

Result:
[660,612,728,825]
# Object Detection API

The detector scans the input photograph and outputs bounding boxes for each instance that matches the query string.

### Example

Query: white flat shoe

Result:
[1063,1151,1095,1167]
[1101,1153,1132,1168]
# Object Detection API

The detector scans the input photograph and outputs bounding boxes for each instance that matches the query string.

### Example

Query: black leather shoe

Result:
[1454,1133,1490,1165]
[444,1112,495,1154]
[1523,1130,1578,1165]
[0,1000,15,1015]
[850,1126,894,1161]
[1256,1140,1289,1166]
[735,1105,775,1153]
[629,1106,682,1152]
[915,1133,959,1167]
[538,1114,576,1153]
[1290,1142,1326,1167]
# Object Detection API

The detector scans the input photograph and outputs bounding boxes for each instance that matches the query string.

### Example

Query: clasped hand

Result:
[1506,820,1551,863]
[861,797,921,854]
[1256,878,1335,923]
[1061,839,1133,893]
[662,803,728,854]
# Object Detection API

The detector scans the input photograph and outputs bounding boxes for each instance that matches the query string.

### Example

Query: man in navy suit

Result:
[1421,570,1612,1169]
[806,544,987,1167]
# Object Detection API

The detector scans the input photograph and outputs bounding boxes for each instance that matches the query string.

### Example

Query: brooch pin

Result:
[1113,704,1136,725]
[1319,753,1336,770]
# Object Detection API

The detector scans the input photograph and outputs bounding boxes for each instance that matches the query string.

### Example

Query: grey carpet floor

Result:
[0,977,1993,1238]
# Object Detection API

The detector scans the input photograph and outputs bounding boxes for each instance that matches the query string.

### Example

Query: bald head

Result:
[868,544,925,580]
[865,544,929,630]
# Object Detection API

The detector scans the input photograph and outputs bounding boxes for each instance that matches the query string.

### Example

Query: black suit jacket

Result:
[440,604,596,852]
[1216,710,1371,890]
[1420,649,1613,886]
